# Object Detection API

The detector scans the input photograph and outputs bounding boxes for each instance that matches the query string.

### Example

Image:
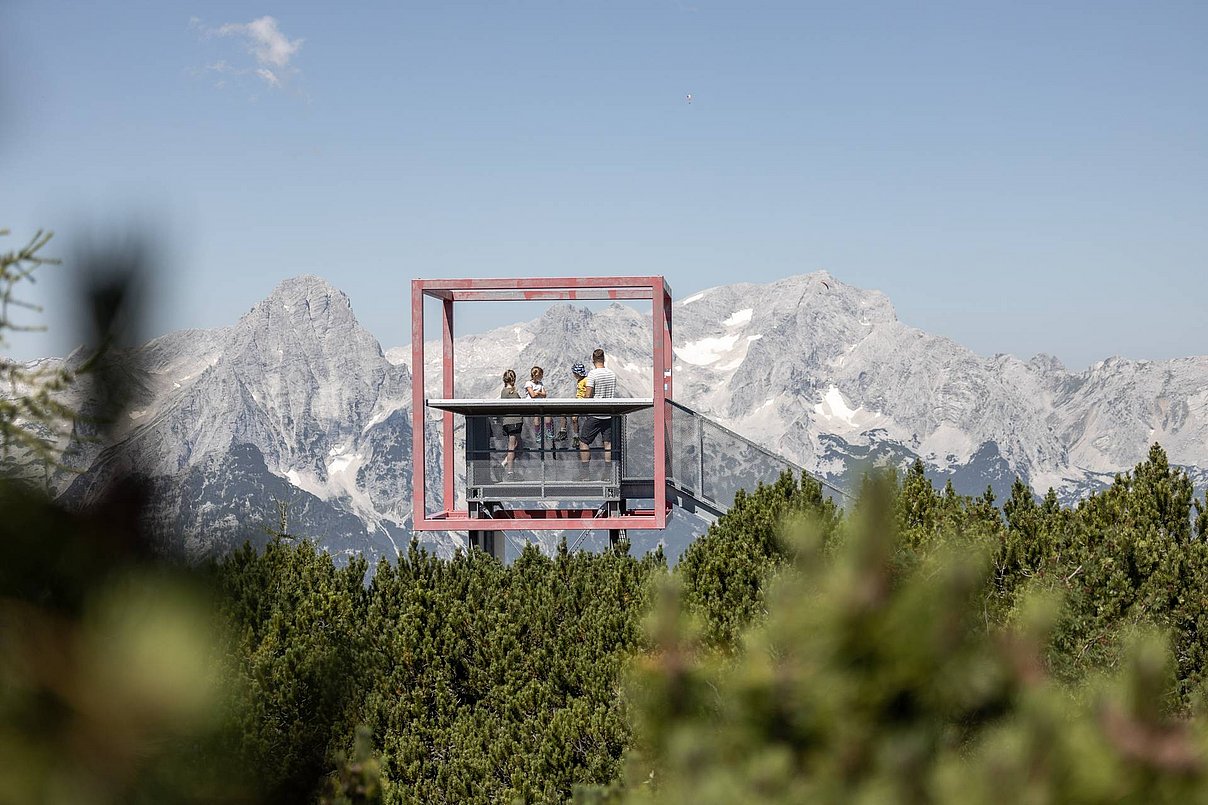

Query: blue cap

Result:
[571,362,587,376]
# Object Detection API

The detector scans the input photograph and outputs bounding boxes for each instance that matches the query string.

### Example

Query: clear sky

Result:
[3,1,1205,370]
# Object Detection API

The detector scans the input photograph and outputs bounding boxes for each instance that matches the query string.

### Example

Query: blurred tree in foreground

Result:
[615,474,1208,804]
[0,235,256,803]
[0,229,86,466]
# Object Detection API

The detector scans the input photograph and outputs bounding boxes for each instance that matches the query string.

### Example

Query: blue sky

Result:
[2,1,1206,369]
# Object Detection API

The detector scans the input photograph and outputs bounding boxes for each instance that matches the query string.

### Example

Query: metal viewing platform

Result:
[411,277,674,558]
[409,275,844,561]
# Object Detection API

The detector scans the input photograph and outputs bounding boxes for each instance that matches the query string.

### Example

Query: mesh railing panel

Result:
[622,407,654,480]
[667,400,806,511]
[699,417,798,508]
[667,405,701,494]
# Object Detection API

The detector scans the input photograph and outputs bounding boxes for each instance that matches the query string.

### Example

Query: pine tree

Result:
[0,229,90,468]
[677,472,840,649]
[613,471,1208,803]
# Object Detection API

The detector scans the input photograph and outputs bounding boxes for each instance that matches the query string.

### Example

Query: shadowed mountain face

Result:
[13,273,1206,561]
[53,276,455,561]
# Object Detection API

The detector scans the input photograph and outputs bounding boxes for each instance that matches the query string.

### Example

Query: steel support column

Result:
[442,297,455,509]
[410,281,426,527]
[651,281,669,529]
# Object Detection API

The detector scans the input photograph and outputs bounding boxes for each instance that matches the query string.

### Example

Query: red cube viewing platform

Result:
[411,276,674,556]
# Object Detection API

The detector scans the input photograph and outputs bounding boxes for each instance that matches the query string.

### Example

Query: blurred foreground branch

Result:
[0,229,90,465]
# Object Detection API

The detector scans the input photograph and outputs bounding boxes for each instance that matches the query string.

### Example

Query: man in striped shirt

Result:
[579,348,618,466]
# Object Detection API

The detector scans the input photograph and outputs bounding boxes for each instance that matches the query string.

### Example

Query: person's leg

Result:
[603,439,612,465]
[580,417,603,462]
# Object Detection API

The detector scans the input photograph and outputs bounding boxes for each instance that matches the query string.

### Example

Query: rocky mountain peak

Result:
[534,303,595,332]
[228,275,381,367]
[245,274,358,333]
[1028,353,1067,375]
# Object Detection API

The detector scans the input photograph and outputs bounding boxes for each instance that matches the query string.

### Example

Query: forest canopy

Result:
[4,445,1208,803]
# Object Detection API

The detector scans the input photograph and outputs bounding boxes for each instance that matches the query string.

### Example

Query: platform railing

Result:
[660,400,846,514]
[466,414,622,501]
[431,396,844,525]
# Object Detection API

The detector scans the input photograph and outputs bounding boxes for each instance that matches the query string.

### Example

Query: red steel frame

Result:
[411,276,673,532]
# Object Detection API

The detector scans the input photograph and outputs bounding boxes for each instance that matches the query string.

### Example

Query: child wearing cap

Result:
[570,362,588,447]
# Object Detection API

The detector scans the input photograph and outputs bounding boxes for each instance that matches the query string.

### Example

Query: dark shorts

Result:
[502,422,522,436]
[579,416,613,445]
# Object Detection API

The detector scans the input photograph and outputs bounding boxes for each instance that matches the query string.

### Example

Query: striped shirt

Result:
[584,366,617,418]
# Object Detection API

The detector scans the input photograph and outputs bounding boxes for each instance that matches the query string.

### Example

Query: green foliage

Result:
[895,459,1002,555]
[0,229,88,467]
[677,471,840,648]
[616,473,1208,804]
[0,479,251,804]
[212,539,372,802]
[321,726,384,805]
[361,542,662,803]
[10,436,1208,802]
[204,538,664,803]
[1042,446,1208,702]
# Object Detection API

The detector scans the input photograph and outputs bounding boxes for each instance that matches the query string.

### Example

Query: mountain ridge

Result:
[8,271,1206,560]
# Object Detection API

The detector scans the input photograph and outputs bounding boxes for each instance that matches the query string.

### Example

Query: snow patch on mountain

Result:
[723,308,753,327]
[675,334,741,366]
[813,386,889,436]
[921,424,976,468]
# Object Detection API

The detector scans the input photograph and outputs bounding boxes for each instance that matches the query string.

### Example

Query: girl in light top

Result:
[523,366,555,443]
[499,369,523,473]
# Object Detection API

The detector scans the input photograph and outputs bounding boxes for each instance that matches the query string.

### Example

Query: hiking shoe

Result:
[556,429,567,441]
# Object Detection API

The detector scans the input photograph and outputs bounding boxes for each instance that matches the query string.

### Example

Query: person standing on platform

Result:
[579,348,618,467]
[523,366,554,444]
[499,369,523,476]
[569,361,588,447]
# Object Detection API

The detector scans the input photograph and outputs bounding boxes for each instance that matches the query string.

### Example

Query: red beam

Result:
[448,288,653,302]
[441,298,455,509]
[410,281,426,525]
[415,276,661,294]
[651,285,669,529]
[413,515,662,532]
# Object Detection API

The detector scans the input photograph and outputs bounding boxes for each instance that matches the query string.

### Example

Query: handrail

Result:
[665,399,851,505]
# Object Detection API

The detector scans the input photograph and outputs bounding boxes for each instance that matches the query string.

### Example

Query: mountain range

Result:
[6,272,1206,561]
